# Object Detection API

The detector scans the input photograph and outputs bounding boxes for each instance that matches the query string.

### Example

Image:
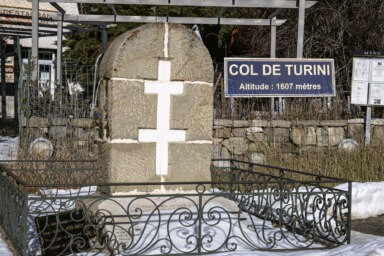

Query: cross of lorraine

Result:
[138,59,186,176]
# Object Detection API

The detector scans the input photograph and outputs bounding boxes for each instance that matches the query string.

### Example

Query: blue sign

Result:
[224,58,335,97]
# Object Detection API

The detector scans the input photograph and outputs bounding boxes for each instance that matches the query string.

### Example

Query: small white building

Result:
[0,0,79,117]
[0,0,79,99]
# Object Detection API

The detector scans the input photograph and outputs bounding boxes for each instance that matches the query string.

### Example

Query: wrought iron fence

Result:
[0,160,351,255]
[17,56,99,160]
[211,159,352,247]
[19,57,96,120]
[0,163,29,255]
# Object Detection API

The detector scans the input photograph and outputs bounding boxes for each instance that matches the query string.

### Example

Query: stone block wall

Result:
[19,115,97,159]
[20,116,383,163]
[213,118,383,164]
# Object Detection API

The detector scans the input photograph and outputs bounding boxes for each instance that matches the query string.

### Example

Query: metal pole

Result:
[31,0,39,88]
[270,17,276,58]
[347,180,352,244]
[294,0,306,119]
[327,96,332,110]
[101,25,107,54]
[56,16,63,90]
[230,96,234,119]
[1,38,6,130]
[270,17,276,113]
[297,0,305,58]
[278,97,284,115]
[365,83,371,145]
[14,36,19,132]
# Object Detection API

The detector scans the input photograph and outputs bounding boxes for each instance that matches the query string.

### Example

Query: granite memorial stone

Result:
[98,23,213,192]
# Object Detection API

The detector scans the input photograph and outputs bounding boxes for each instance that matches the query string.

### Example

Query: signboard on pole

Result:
[224,58,335,97]
[351,51,384,146]
[351,56,384,106]
[0,56,14,83]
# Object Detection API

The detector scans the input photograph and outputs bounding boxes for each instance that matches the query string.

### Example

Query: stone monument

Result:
[98,23,213,192]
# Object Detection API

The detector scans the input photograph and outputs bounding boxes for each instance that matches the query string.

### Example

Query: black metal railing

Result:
[211,159,352,246]
[0,166,29,255]
[0,160,351,256]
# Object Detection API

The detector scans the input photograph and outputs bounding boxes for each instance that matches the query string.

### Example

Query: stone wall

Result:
[213,118,384,164]
[19,115,97,159]
[20,116,383,163]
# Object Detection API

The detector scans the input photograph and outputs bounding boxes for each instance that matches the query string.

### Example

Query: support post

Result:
[230,96,234,119]
[297,0,306,58]
[295,0,306,119]
[1,38,6,130]
[365,107,371,145]
[270,17,276,58]
[101,25,107,54]
[365,83,372,145]
[31,0,39,89]
[14,36,19,132]
[56,16,63,90]
[270,17,276,113]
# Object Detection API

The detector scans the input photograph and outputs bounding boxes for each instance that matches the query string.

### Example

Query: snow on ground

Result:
[220,232,384,256]
[336,182,384,219]
[231,231,384,256]
[0,136,18,161]
[0,233,12,256]
[1,137,384,255]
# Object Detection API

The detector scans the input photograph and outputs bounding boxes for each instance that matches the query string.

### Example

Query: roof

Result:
[0,1,79,49]
[0,0,57,12]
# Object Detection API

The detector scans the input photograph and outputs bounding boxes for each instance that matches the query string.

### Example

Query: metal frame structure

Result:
[0,15,99,38]
[0,5,100,131]
[28,0,317,90]
[39,0,317,8]
[1,0,317,131]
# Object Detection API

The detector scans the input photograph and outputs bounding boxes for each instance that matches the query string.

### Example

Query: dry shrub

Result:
[263,145,384,182]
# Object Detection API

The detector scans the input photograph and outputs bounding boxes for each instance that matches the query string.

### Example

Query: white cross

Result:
[138,60,186,176]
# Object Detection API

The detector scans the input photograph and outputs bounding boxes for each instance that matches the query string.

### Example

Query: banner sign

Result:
[224,58,335,97]
[0,7,55,25]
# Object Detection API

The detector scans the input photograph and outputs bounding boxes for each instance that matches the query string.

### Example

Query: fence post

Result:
[1,38,6,130]
[197,188,203,254]
[21,189,29,256]
[56,15,64,91]
[278,169,285,227]
[347,181,352,244]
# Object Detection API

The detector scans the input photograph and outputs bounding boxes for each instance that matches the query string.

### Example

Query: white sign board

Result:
[0,56,14,83]
[372,60,384,82]
[369,83,384,105]
[351,81,368,105]
[351,57,384,106]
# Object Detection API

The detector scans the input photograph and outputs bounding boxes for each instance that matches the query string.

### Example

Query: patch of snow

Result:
[0,136,18,160]
[0,234,12,256]
[336,182,384,219]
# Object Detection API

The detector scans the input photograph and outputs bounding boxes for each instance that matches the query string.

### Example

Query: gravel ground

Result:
[352,215,384,236]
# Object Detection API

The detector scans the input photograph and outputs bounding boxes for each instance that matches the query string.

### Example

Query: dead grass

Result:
[263,145,384,182]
